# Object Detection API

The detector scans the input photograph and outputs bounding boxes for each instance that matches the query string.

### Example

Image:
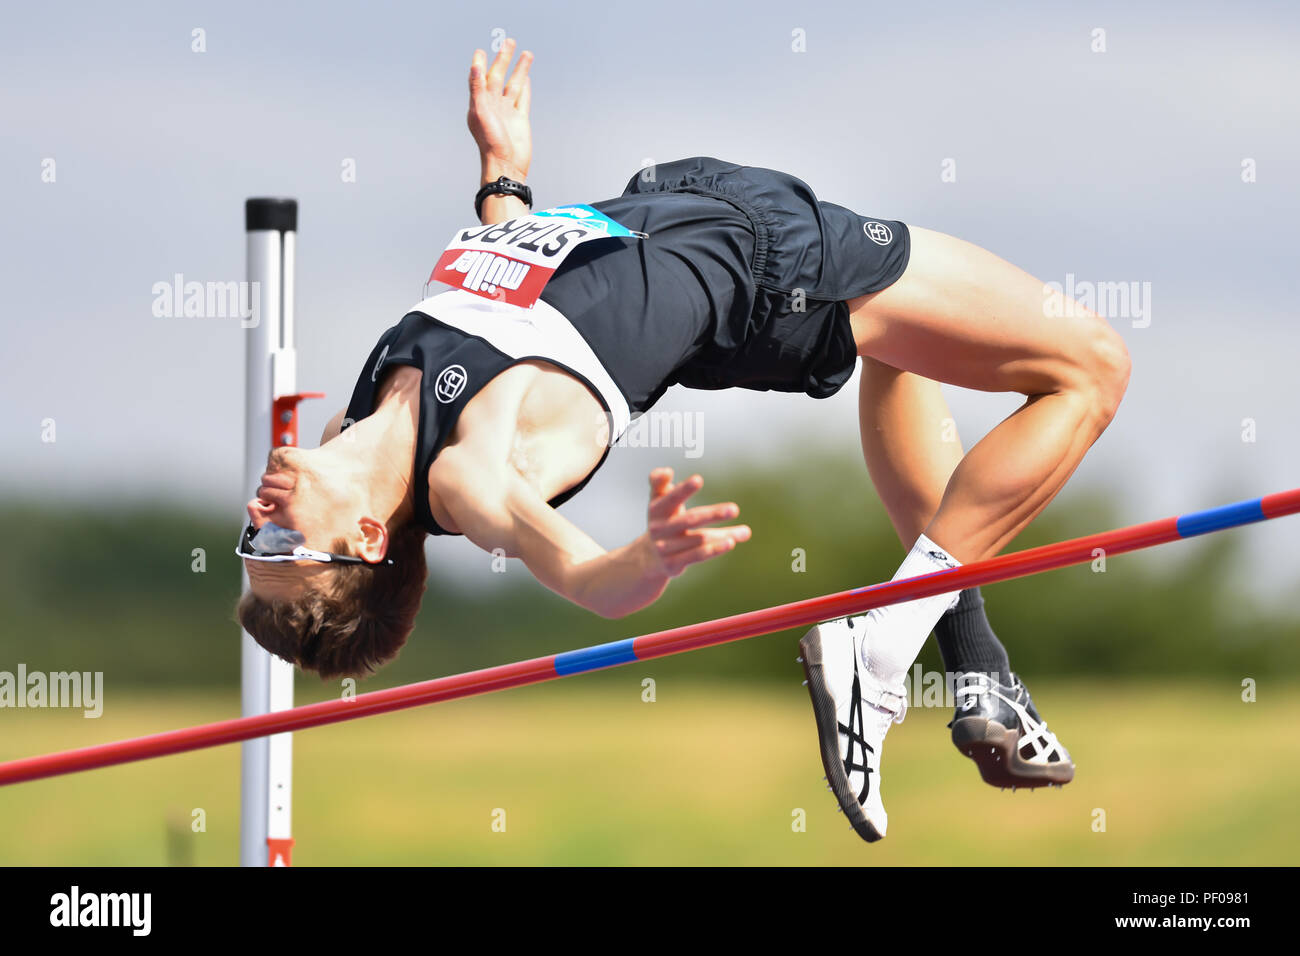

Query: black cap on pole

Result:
[245,198,298,233]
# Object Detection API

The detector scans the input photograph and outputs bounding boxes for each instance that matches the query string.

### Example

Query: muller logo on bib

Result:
[435,365,468,403]
[426,205,643,309]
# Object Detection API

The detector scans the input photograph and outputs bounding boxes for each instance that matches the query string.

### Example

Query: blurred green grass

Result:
[2,677,1296,865]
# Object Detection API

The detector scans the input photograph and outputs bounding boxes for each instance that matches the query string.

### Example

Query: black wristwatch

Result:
[475,176,533,219]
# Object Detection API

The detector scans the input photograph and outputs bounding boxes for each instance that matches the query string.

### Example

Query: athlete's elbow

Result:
[592,599,640,620]
[572,589,634,620]
[568,582,645,620]
[579,579,669,620]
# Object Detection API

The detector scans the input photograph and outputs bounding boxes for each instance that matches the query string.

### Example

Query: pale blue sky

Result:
[2,0,1297,591]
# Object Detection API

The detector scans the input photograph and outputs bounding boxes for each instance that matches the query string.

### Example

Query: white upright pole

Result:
[242,198,299,867]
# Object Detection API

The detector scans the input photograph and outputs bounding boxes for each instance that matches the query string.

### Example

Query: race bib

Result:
[425,204,646,308]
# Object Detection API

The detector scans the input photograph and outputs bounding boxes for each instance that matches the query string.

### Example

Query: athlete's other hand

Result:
[467,39,533,181]
[643,468,751,579]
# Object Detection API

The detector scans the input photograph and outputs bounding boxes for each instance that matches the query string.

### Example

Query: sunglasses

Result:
[236,521,395,567]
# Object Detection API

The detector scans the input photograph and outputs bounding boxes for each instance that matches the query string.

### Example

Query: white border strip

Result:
[411,289,631,439]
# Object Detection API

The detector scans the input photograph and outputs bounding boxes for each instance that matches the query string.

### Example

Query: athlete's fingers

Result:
[697,524,752,546]
[504,49,533,100]
[516,74,531,114]
[648,474,703,518]
[651,475,704,517]
[652,502,740,537]
[469,50,487,96]
[660,531,748,575]
[654,524,751,559]
[486,38,516,92]
[648,467,674,500]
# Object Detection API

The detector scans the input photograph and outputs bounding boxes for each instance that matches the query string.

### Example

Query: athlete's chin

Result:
[265,446,306,476]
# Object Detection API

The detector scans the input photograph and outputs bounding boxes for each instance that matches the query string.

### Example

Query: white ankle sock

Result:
[861,534,963,689]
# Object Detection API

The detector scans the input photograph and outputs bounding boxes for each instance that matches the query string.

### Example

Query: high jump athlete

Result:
[238,40,1129,842]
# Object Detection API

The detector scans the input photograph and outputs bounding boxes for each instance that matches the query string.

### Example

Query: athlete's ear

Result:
[355,516,390,563]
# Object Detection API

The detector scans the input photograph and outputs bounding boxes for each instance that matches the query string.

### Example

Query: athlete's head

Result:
[236,446,427,678]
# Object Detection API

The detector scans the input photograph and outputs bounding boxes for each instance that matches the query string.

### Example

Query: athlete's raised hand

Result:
[644,468,751,578]
[467,39,533,181]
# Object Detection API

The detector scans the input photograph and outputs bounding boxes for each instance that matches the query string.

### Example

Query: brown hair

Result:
[236,523,428,679]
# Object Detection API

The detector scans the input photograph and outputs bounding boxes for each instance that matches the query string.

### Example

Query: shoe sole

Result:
[950,717,1075,788]
[798,630,884,843]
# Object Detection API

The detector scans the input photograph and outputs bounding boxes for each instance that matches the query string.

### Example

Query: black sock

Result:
[933,587,1011,685]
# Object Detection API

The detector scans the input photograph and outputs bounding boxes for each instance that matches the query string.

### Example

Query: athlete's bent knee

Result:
[1081,325,1131,429]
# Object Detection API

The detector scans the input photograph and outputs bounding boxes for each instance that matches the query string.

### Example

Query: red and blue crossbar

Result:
[0,487,1296,788]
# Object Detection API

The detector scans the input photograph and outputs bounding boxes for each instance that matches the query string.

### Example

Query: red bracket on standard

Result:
[271,392,326,449]
[267,837,295,867]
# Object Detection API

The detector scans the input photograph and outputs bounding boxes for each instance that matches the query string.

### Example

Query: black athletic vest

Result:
[339,313,611,537]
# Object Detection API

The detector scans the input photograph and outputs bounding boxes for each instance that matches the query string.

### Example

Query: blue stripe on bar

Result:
[554,638,639,676]
[1176,498,1264,538]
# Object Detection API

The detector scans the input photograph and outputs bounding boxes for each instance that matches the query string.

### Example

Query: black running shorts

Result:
[537,156,911,411]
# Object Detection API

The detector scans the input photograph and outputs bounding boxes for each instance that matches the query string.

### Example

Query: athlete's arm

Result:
[434,458,751,618]
[542,468,752,617]
[467,40,533,226]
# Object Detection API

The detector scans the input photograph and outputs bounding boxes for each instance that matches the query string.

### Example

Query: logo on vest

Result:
[371,344,389,383]
[435,364,468,403]
[864,221,893,245]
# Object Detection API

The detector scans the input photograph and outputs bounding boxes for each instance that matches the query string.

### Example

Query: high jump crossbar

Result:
[0,487,1296,790]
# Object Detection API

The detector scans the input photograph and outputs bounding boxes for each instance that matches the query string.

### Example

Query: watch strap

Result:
[475,176,533,220]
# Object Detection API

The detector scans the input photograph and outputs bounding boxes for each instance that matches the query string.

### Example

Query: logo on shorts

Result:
[864,221,894,245]
[435,364,468,403]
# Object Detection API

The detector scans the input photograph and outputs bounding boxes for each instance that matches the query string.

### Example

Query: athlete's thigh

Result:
[847,225,1109,396]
